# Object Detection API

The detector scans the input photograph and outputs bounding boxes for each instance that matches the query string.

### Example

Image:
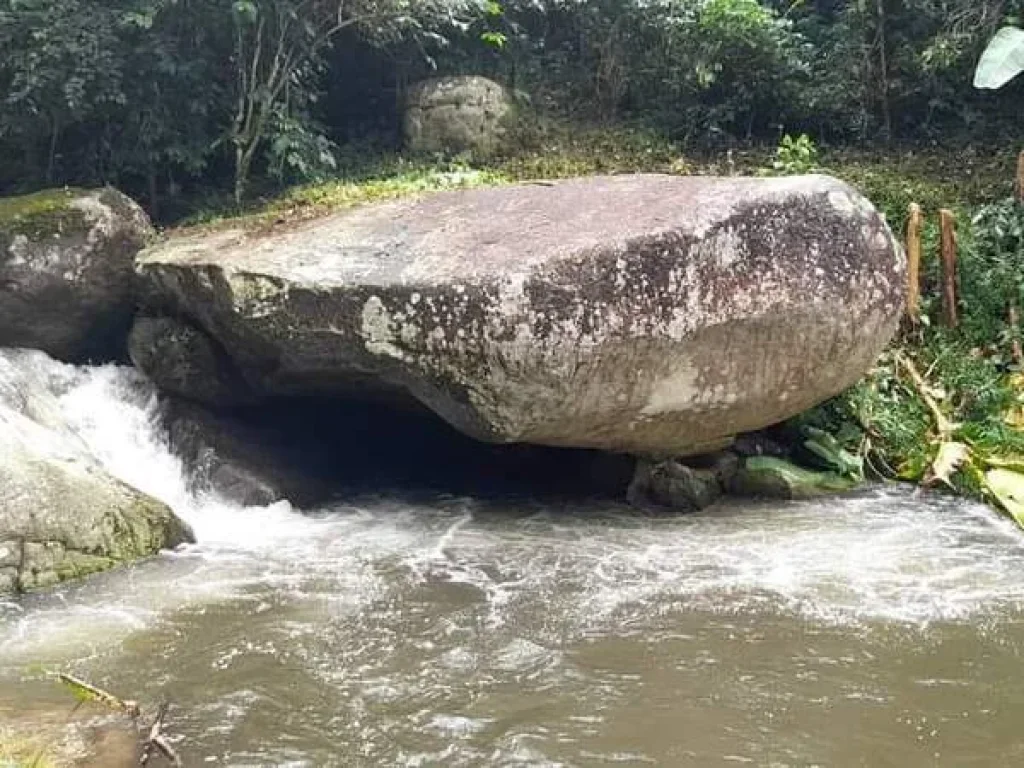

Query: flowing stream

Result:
[4,353,1024,766]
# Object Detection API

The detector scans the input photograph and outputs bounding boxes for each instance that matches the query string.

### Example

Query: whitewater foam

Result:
[3,348,1024,671]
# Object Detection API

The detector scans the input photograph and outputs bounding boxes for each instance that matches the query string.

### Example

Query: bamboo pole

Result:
[1010,153,1023,362]
[906,203,923,320]
[939,209,958,329]
[1009,305,1023,365]
[1016,150,1024,203]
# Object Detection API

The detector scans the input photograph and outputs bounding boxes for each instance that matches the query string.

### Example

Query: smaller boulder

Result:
[404,76,511,158]
[0,405,193,594]
[0,348,192,594]
[628,453,738,511]
[0,188,153,362]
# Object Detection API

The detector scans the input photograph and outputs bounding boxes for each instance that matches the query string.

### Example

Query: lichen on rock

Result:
[132,174,905,456]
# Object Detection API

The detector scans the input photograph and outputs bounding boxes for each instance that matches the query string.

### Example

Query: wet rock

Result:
[405,75,511,158]
[129,315,253,406]
[163,399,337,507]
[0,350,193,595]
[0,187,153,362]
[628,459,721,511]
[134,174,904,456]
[628,452,739,511]
[729,456,858,500]
[0,693,139,768]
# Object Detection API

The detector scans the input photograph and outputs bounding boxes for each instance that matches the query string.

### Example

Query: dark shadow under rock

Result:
[163,396,637,508]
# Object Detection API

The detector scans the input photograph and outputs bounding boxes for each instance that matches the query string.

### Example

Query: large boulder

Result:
[404,75,511,157]
[0,187,153,362]
[0,350,193,594]
[133,174,905,456]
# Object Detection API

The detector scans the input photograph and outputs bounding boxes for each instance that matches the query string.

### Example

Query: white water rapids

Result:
[4,350,1024,765]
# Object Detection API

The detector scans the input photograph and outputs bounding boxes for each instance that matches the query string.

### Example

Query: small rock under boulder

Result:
[0,187,154,363]
[404,75,511,158]
[628,453,739,511]
[133,173,905,456]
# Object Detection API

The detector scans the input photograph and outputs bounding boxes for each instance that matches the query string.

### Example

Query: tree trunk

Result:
[234,144,248,207]
[874,0,892,141]
[148,168,159,222]
[1016,149,1024,203]
[46,116,61,185]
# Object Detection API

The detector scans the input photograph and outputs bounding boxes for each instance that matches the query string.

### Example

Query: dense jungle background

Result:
[3,0,1024,508]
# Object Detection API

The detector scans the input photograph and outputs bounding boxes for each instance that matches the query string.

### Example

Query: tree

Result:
[227,0,489,204]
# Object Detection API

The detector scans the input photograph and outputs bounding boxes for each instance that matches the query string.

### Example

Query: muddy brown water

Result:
[3,355,1024,767]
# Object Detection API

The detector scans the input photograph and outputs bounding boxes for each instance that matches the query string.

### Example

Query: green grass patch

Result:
[0,733,57,768]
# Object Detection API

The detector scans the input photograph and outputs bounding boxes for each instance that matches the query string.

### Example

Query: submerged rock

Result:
[0,350,193,594]
[163,398,338,507]
[729,456,858,500]
[133,174,904,456]
[0,187,153,362]
[0,695,139,768]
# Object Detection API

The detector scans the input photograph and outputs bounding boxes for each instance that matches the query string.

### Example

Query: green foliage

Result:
[974,26,1024,89]
[960,199,1024,347]
[772,134,819,175]
[2,0,1024,215]
[802,426,864,481]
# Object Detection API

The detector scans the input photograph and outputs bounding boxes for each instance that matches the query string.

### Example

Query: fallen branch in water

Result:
[55,673,183,765]
[57,673,141,719]
[140,703,183,767]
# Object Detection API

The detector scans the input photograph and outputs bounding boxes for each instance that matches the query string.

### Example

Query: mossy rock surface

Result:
[730,456,858,500]
[0,350,194,596]
[0,187,153,362]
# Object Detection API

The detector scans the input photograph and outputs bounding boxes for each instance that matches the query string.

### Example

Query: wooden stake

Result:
[906,203,923,319]
[1010,304,1023,365]
[1016,150,1024,203]
[939,209,958,329]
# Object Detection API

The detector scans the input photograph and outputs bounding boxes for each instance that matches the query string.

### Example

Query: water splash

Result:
[3,347,1024,672]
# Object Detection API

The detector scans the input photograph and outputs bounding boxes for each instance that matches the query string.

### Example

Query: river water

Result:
[3,355,1024,766]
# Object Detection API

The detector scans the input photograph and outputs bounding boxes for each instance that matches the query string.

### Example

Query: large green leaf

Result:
[974,26,1024,90]
[984,468,1024,527]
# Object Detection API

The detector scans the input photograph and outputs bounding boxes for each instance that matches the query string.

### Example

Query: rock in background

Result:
[404,76,511,158]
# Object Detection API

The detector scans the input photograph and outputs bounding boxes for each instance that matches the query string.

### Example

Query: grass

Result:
[0,734,57,768]
[173,116,1017,236]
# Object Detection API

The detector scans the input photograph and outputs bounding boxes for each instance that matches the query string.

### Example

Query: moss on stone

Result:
[0,188,89,246]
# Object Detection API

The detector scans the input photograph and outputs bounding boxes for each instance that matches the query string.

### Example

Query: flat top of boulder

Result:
[140,174,879,288]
